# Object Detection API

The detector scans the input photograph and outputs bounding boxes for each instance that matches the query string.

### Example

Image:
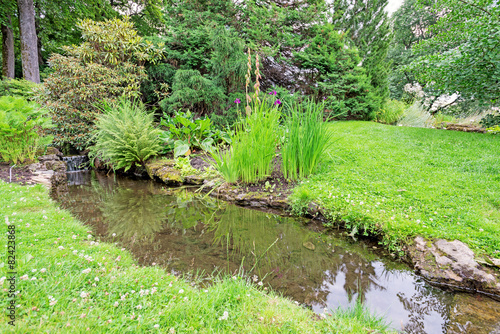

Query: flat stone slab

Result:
[408,237,500,297]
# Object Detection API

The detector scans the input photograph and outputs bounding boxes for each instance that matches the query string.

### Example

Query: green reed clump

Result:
[281,99,332,180]
[211,99,280,183]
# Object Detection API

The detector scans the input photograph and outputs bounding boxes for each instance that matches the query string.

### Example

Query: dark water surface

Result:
[58,171,500,334]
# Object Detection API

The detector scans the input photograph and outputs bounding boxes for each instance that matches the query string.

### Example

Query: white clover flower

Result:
[80,291,89,298]
[82,268,91,274]
[94,277,99,282]
[114,301,119,307]
[20,275,29,281]
[179,289,184,294]
[258,281,263,286]
[87,235,92,239]
[154,324,159,329]
[32,269,37,273]
[31,277,37,281]
[58,246,64,250]
[72,235,77,239]
[49,300,57,306]
[218,311,229,321]
[40,268,47,273]
[136,305,142,309]
[112,233,116,237]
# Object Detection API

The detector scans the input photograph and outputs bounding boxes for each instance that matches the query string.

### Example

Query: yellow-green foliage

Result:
[0,96,52,164]
[376,99,406,124]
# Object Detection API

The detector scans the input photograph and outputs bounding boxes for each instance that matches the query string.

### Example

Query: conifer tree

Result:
[331,0,392,100]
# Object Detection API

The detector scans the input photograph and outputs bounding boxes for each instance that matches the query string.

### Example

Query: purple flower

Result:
[269,90,277,95]
[274,99,281,105]
[323,96,327,100]
[234,98,241,104]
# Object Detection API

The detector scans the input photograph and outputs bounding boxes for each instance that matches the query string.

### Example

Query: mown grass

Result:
[290,121,500,257]
[0,181,392,333]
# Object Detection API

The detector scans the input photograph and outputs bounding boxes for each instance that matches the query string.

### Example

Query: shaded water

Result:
[57,171,500,334]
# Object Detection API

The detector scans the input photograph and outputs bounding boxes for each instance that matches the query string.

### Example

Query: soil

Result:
[0,162,35,185]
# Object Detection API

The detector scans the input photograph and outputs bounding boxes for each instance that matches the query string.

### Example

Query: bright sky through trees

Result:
[386,0,403,13]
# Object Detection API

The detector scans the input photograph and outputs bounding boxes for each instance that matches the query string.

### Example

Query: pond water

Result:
[58,171,500,334]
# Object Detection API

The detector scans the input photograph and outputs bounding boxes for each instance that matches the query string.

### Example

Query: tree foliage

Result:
[407,0,500,103]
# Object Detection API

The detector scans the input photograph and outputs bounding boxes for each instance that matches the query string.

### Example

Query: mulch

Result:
[0,162,35,185]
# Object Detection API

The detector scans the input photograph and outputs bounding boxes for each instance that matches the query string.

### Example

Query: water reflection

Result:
[57,171,500,333]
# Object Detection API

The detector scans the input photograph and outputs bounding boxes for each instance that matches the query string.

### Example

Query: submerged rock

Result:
[408,237,500,298]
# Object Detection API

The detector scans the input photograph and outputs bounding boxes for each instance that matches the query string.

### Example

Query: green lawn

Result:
[290,121,500,257]
[0,181,391,333]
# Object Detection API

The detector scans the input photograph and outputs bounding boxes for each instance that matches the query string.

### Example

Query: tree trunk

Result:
[17,0,40,83]
[1,14,15,79]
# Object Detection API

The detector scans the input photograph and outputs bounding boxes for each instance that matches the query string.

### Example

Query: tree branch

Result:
[455,0,495,17]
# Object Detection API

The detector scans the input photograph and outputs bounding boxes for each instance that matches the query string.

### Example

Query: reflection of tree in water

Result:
[397,280,451,334]
[100,187,167,242]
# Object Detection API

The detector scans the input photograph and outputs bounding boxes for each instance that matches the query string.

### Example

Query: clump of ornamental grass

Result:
[88,97,161,172]
[281,99,332,180]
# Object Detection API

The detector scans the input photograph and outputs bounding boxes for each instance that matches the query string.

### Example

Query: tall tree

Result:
[331,0,392,100]
[407,0,500,104]
[1,14,15,79]
[17,0,39,83]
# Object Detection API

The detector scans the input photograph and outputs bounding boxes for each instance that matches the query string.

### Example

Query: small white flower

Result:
[80,291,89,298]
[114,301,119,307]
[87,235,92,239]
[72,235,77,239]
[40,268,47,273]
[31,277,37,281]
[258,281,263,286]
[179,289,184,294]
[58,246,64,250]
[49,300,57,306]
[94,277,99,282]
[26,223,30,227]
[32,269,37,273]
[20,275,29,281]
[154,324,159,329]
[218,311,229,321]
[203,289,208,293]
[82,268,91,274]
[112,233,116,237]
[136,305,142,309]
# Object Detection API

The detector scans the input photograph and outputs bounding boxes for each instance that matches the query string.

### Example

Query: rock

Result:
[303,241,315,251]
[185,175,204,185]
[38,154,60,163]
[408,237,500,297]
[145,159,183,185]
[45,160,67,173]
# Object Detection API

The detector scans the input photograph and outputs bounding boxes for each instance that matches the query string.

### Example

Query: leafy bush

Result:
[38,18,162,151]
[480,113,500,129]
[397,102,434,128]
[88,98,161,172]
[281,99,333,180]
[210,100,280,183]
[160,110,231,157]
[0,96,53,164]
[376,99,406,124]
[0,79,39,100]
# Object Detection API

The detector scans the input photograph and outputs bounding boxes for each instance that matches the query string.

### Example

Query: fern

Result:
[89,98,161,172]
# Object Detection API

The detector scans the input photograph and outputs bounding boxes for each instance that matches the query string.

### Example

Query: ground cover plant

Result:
[0,181,392,333]
[0,96,53,164]
[290,121,500,257]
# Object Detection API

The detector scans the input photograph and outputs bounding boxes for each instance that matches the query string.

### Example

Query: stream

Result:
[57,171,500,334]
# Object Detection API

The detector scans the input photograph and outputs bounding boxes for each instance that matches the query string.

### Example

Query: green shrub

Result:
[0,79,39,100]
[88,98,161,172]
[0,96,53,164]
[281,99,333,180]
[38,18,162,151]
[160,110,231,157]
[376,99,406,124]
[480,113,500,129]
[210,99,280,183]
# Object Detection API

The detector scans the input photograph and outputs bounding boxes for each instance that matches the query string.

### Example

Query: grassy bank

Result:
[0,181,391,333]
[290,121,500,257]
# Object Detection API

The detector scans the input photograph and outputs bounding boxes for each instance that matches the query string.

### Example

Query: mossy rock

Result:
[155,166,184,185]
